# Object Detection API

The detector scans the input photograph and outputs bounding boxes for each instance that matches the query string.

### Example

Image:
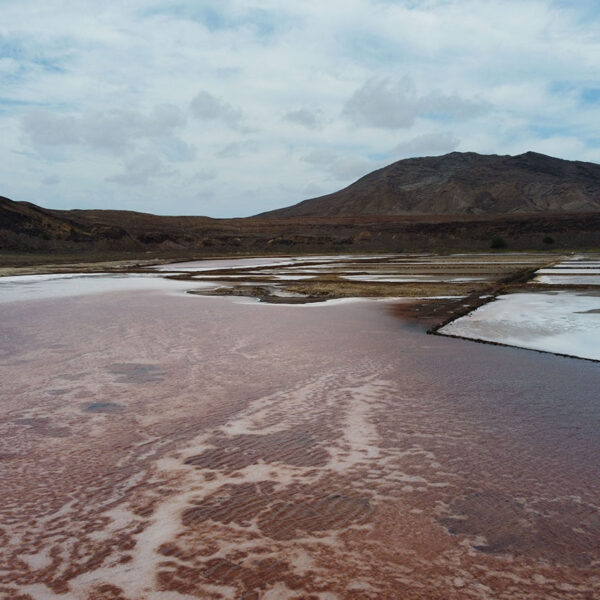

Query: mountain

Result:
[3,150,600,257]
[257,151,600,218]
[0,195,134,251]
[0,195,218,252]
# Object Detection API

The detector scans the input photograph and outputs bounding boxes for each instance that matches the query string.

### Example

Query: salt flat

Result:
[439,291,600,360]
[0,272,215,304]
[1,252,598,600]
[533,274,600,285]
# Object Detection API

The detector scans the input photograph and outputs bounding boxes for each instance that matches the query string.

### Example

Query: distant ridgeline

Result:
[2,151,600,255]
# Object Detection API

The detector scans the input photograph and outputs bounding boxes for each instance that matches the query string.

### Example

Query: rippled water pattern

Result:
[0,285,599,599]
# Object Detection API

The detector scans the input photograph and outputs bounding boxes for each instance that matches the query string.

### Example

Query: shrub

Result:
[490,236,507,249]
[542,235,555,244]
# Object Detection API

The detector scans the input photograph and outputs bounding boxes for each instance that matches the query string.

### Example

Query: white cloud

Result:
[190,90,242,124]
[21,105,187,155]
[343,76,489,129]
[192,168,217,181]
[343,76,420,129]
[21,111,80,146]
[108,153,175,186]
[196,190,216,202]
[216,140,257,158]
[283,108,322,129]
[302,150,338,165]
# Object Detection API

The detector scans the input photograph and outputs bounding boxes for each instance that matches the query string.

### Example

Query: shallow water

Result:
[1,278,599,599]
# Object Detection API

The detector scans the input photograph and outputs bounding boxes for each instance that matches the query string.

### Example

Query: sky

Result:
[1,0,599,217]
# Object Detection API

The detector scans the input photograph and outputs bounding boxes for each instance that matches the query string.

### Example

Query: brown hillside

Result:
[257,151,600,218]
[2,150,600,257]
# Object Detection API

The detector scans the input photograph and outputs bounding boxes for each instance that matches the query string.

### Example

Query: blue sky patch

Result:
[581,88,600,104]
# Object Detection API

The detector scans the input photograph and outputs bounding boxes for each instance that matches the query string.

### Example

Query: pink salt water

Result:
[0,278,599,599]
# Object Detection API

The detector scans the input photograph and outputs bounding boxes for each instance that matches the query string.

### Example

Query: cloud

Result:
[283,108,321,129]
[21,111,80,145]
[301,150,380,183]
[192,168,217,181]
[421,92,489,120]
[195,190,215,202]
[143,3,286,40]
[216,140,257,158]
[21,104,187,154]
[343,76,490,129]
[303,182,325,197]
[160,138,196,162]
[301,149,338,165]
[190,90,242,124]
[343,76,419,129]
[328,157,378,181]
[107,153,175,186]
[390,132,460,158]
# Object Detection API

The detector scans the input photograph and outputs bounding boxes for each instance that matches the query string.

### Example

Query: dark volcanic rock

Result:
[257,151,600,217]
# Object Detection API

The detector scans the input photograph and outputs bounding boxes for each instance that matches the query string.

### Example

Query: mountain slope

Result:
[3,150,600,256]
[0,196,135,251]
[257,151,600,217]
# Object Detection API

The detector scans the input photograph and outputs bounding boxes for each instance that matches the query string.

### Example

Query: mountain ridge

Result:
[3,151,600,255]
[257,151,600,218]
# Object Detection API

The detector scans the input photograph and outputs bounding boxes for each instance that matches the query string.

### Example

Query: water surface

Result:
[0,273,598,599]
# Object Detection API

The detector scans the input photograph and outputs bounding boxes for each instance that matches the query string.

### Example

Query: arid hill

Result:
[2,150,600,259]
[258,151,600,218]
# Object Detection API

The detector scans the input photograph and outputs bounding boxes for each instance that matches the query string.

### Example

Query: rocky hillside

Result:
[258,152,600,217]
[3,150,600,257]
[0,196,135,251]
[0,196,222,252]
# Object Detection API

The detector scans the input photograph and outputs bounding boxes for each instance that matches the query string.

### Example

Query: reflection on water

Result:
[0,282,599,599]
